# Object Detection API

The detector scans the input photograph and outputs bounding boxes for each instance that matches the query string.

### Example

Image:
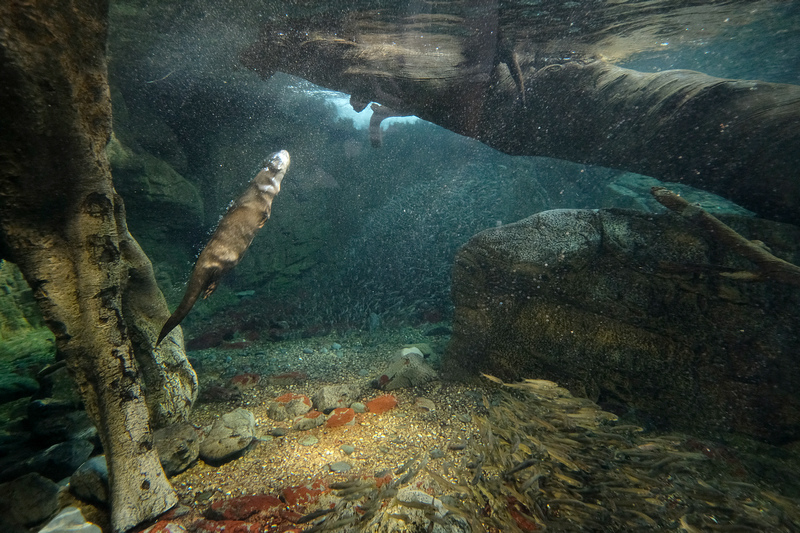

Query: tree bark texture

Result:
[241,1,800,224]
[0,1,196,531]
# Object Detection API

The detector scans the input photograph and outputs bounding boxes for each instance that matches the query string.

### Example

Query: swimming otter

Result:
[157,150,291,345]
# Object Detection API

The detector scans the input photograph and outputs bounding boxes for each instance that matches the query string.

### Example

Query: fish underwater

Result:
[157,150,291,345]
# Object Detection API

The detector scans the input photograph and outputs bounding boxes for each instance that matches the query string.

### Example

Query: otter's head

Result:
[257,150,291,194]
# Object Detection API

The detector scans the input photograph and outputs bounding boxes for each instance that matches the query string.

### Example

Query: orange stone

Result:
[281,484,326,507]
[206,494,282,521]
[366,394,398,414]
[274,392,310,405]
[230,372,260,389]
[325,407,356,428]
[375,473,393,488]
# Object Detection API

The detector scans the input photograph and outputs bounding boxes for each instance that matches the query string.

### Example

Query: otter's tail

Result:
[156,266,217,345]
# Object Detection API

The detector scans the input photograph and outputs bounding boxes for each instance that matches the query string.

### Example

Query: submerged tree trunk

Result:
[0,1,196,531]
[241,2,800,224]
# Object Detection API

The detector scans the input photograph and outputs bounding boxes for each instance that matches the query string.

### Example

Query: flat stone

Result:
[311,384,359,413]
[154,422,200,476]
[270,393,312,418]
[403,343,434,357]
[191,519,260,533]
[414,397,435,411]
[328,461,352,473]
[38,506,102,533]
[69,455,108,504]
[266,403,288,421]
[365,395,398,414]
[199,408,255,464]
[299,435,318,446]
[5,439,94,482]
[293,411,325,431]
[270,427,289,437]
[0,472,59,527]
[325,407,356,428]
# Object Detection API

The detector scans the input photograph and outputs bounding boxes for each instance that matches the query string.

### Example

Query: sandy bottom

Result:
[66,327,800,532]
[174,328,480,501]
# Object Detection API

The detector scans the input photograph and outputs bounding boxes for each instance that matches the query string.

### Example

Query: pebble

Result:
[4,439,94,482]
[325,408,356,428]
[70,455,108,504]
[38,506,101,533]
[351,402,367,413]
[365,394,398,414]
[293,411,325,431]
[331,343,342,350]
[154,422,200,476]
[199,408,255,464]
[340,444,355,455]
[302,348,314,354]
[328,461,352,473]
[0,472,59,527]
[268,393,312,420]
[299,436,318,446]
[312,384,359,412]
[457,413,472,423]
[414,397,436,411]
[403,343,434,357]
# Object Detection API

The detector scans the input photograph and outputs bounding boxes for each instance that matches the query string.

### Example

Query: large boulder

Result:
[443,208,800,443]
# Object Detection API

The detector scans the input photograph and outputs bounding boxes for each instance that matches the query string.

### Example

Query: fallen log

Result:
[241,2,800,224]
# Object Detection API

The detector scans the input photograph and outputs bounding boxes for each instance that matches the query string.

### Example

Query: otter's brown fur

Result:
[157,150,290,345]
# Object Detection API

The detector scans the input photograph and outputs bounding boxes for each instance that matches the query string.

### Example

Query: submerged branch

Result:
[651,187,800,287]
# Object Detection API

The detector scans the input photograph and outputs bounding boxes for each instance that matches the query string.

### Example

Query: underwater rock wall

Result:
[0,260,45,343]
[444,208,800,443]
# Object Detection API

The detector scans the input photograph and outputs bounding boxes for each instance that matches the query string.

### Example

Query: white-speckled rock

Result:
[382,350,438,390]
[38,506,101,533]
